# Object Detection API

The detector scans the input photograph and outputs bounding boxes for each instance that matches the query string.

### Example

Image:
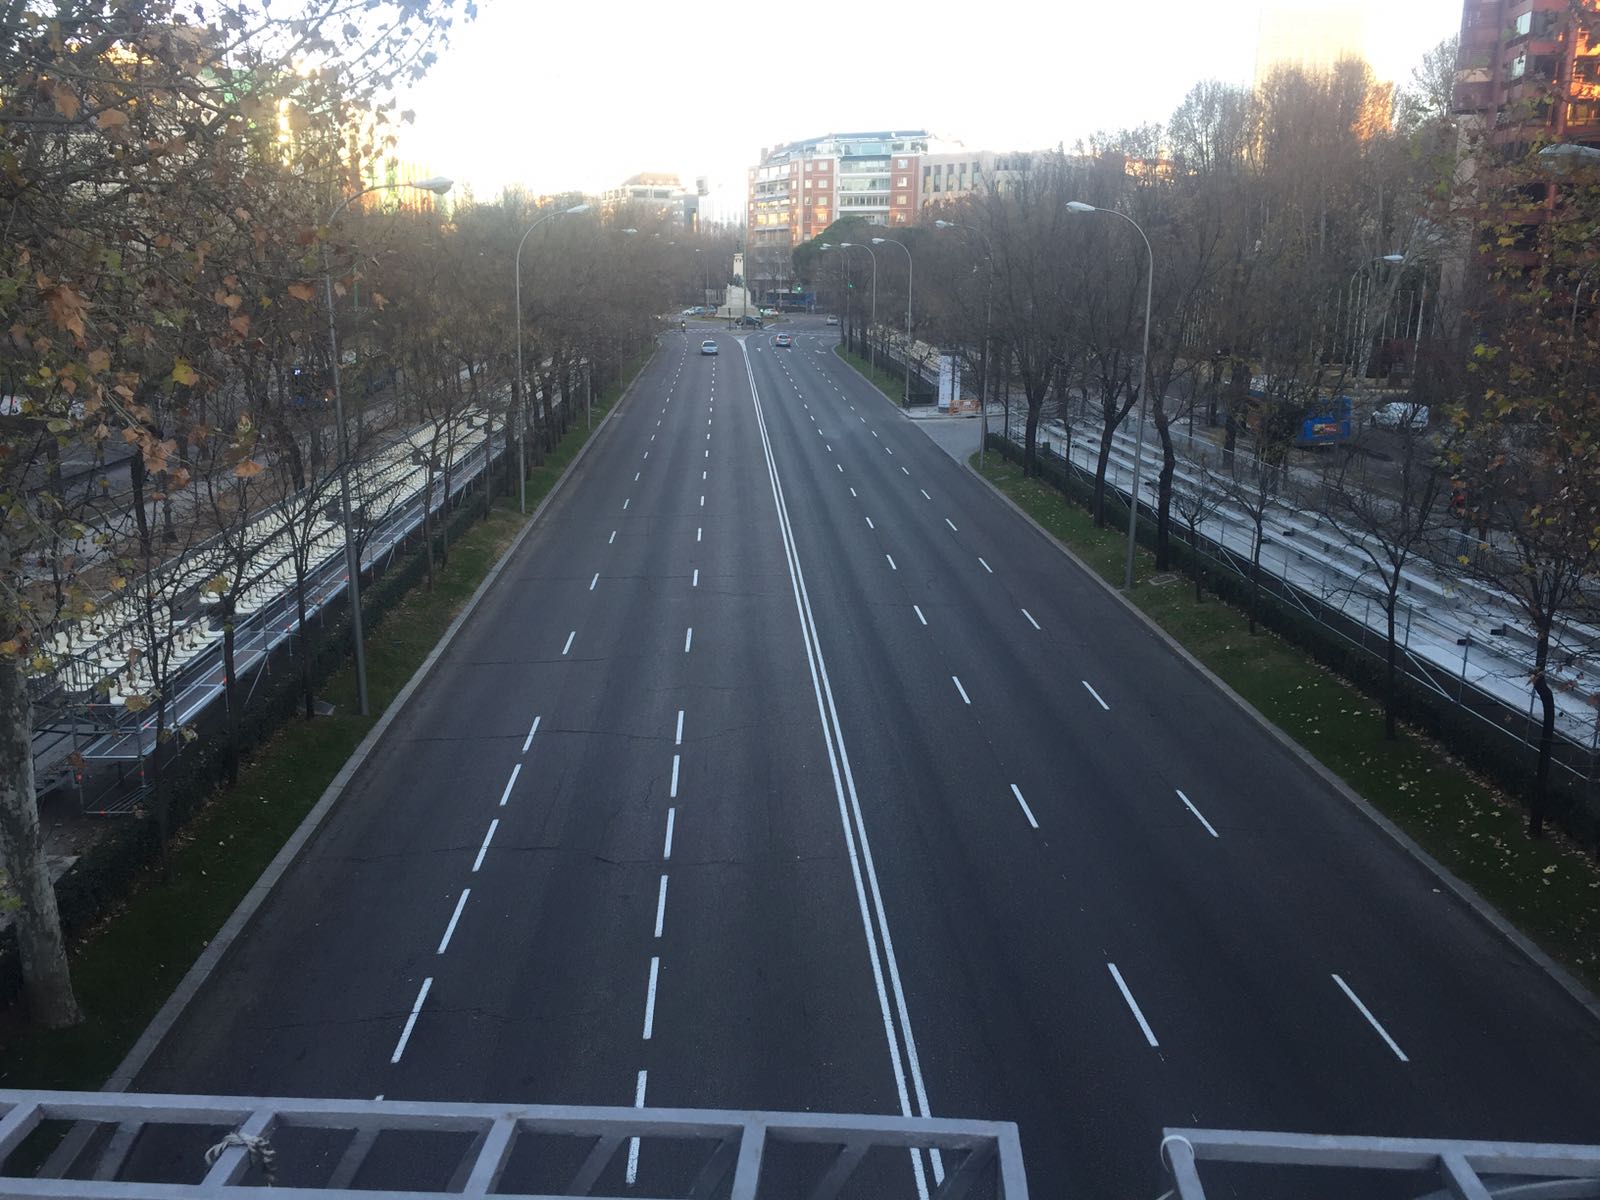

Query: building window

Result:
[896,195,907,205]
[896,176,907,187]
[897,158,907,167]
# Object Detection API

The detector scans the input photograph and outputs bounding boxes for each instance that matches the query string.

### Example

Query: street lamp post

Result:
[1066,200,1154,590]
[514,202,591,516]
[837,242,878,373]
[936,218,996,461]
[1346,253,1407,379]
[872,236,914,407]
[322,174,453,716]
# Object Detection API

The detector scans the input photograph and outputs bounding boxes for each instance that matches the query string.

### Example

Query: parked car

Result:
[680,308,697,316]
[774,333,792,348]
[825,314,839,326]
[700,340,718,356]
[1369,401,1429,430]
[738,314,763,328]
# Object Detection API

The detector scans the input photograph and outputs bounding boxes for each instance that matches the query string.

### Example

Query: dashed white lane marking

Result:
[1177,789,1219,838]
[608,530,617,545]
[521,715,541,754]
[921,489,931,501]
[703,470,707,480]
[886,554,898,571]
[1010,784,1039,829]
[978,556,993,574]
[663,808,675,859]
[625,1071,649,1183]
[589,573,599,591]
[945,518,958,532]
[913,605,927,626]
[837,463,844,472]
[1333,975,1410,1062]
[705,449,709,458]
[865,516,875,530]
[642,957,660,1039]
[498,764,521,807]
[471,819,499,873]
[885,446,894,455]
[675,710,685,745]
[670,754,680,798]
[562,631,575,656]
[389,977,433,1063]
[692,568,699,588]
[696,526,703,542]
[700,494,705,507]
[654,875,669,937]
[1022,609,1041,631]
[951,676,972,705]
[436,889,471,954]
[1108,963,1159,1048]
[850,487,857,497]
[623,498,630,509]
[827,444,833,452]
[1082,680,1110,711]
[634,471,640,481]
[684,627,694,653]
[643,451,649,459]
[901,466,910,476]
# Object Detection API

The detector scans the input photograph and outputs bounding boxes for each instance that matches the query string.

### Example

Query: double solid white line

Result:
[741,343,941,1197]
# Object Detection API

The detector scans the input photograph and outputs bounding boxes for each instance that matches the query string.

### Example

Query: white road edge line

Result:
[389,977,433,1064]
[436,890,470,955]
[1333,974,1410,1062]
[1177,789,1220,838]
[1009,784,1039,829]
[740,342,940,1197]
[471,819,498,873]
[498,764,521,807]
[1082,680,1110,711]
[1108,962,1159,1048]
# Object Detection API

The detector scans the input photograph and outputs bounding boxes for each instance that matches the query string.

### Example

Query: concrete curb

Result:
[965,461,1600,1027]
[101,352,655,1094]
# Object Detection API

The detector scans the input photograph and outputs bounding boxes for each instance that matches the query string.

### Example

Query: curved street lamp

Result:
[323,174,453,715]
[1066,200,1154,590]
[872,236,914,407]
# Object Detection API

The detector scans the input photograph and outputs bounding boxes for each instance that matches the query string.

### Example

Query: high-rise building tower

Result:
[1254,2,1370,83]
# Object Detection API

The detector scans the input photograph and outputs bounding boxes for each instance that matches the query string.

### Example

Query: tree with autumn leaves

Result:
[0,0,474,1028]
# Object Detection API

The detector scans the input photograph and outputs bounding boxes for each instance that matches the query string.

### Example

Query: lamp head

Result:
[871,237,886,244]
[565,202,591,215]
[934,219,953,228]
[413,176,454,195]
[1381,253,1406,264]
[1066,201,1097,214]
[622,227,639,234]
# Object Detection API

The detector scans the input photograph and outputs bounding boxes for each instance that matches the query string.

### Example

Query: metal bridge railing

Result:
[1,1090,1027,1200]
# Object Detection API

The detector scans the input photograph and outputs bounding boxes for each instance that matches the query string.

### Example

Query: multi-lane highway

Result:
[128,316,1600,1196]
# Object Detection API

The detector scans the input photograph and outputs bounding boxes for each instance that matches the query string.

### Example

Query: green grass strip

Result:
[0,354,645,1090]
[834,344,908,405]
[976,455,1600,995]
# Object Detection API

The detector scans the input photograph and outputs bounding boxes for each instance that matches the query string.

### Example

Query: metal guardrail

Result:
[5,1090,1027,1199]
[1160,1127,1600,1198]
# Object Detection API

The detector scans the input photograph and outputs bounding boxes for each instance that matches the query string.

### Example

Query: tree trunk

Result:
[1530,627,1555,838]
[221,597,239,787]
[1023,401,1042,477]
[422,463,436,591]
[0,646,82,1028]
[1155,421,1176,570]
[1248,525,1263,635]
[1189,526,1204,602]
[1384,595,1399,741]
[1091,431,1115,526]
[295,566,314,720]
[129,450,152,560]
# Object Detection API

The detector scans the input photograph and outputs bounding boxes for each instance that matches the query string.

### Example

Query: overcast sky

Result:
[396,0,1462,221]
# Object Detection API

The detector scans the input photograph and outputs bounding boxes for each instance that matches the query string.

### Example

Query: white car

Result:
[1369,401,1429,431]
[825,315,839,326]
[700,340,718,356]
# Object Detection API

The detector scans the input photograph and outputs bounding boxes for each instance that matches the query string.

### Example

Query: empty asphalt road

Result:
[124,316,1600,1197]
